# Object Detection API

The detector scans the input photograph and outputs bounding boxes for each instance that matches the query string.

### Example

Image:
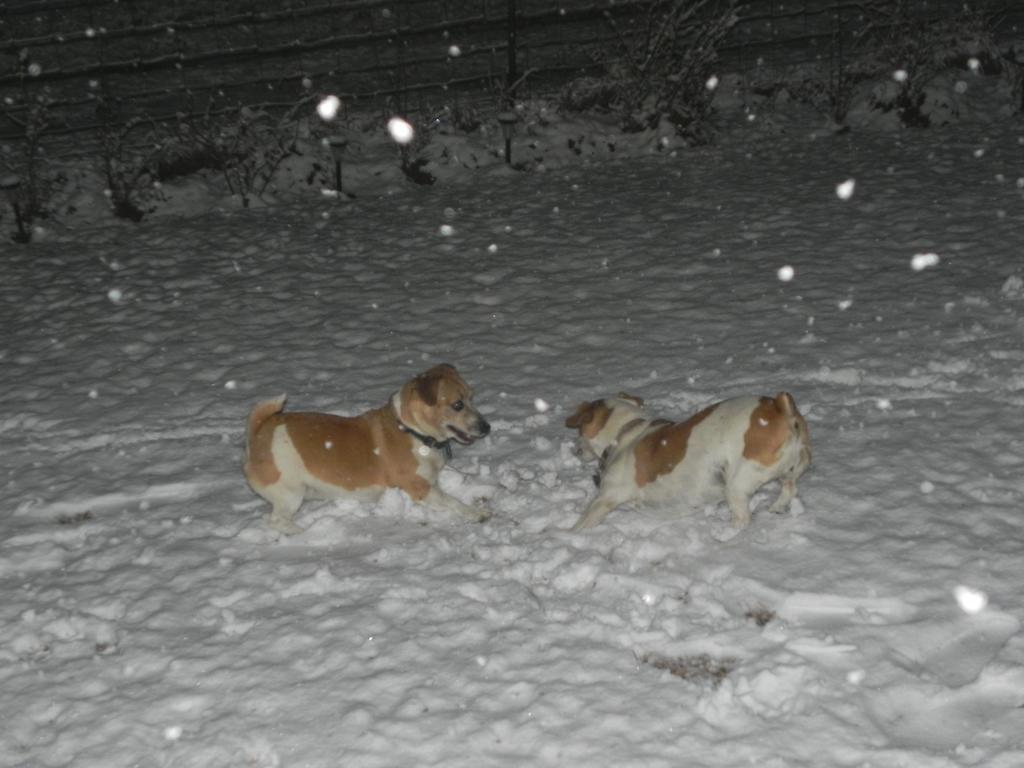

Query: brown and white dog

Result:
[565,392,811,531]
[244,364,491,534]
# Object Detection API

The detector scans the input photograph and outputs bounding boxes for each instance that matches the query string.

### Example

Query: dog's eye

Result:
[451,400,465,412]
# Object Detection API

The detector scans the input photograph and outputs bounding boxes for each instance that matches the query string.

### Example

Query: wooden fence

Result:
[0,0,1019,143]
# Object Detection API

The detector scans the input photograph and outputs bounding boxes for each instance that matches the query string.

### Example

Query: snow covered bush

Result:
[155,102,304,207]
[562,0,738,143]
[782,1,1009,128]
[98,116,163,222]
[1,97,62,242]
[391,115,438,185]
[854,1,1006,127]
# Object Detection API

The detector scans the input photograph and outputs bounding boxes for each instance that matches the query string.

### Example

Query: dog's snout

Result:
[477,417,491,437]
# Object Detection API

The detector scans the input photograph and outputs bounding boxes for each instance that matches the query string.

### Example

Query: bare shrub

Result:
[938,7,1023,114]
[394,115,437,185]
[1003,52,1024,113]
[156,101,306,207]
[855,1,1003,126]
[99,116,163,222]
[559,76,623,114]
[1,96,62,242]
[595,0,739,142]
[784,2,1006,127]
[783,5,879,127]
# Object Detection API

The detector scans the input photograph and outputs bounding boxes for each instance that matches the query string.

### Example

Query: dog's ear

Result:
[617,392,645,407]
[413,368,446,406]
[774,391,797,416]
[565,401,596,429]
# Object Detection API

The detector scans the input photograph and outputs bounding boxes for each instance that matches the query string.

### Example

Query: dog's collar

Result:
[616,417,648,440]
[390,393,453,459]
[593,417,649,487]
[397,420,453,460]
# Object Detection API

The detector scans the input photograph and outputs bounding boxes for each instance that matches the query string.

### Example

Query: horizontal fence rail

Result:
[1,0,1021,143]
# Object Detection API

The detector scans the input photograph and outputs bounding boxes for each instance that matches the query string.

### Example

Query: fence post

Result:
[506,0,517,107]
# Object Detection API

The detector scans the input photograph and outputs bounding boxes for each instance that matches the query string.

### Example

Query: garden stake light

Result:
[0,174,29,243]
[328,136,348,195]
[498,112,517,165]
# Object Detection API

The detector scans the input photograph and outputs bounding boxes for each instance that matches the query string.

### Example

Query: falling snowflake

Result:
[387,117,415,145]
[835,179,856,200]
[910,253,940,271]
[777,265,795,282]
[317,95,341,121]
[954,585,987,614]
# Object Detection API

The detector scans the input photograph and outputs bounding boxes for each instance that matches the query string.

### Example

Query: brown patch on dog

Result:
[244,395,286,486]
[742,393,799,467]
[633,403,718,487]
[412,363,460,405]
[565,399,614,440]
[281,406,431,499]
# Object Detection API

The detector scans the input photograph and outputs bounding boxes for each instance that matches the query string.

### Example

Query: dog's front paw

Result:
[269,515,305,536]
[729,513,751,529]
[474,507,493,523]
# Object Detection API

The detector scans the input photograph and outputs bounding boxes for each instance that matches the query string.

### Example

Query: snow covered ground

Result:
[3,74,1024,767]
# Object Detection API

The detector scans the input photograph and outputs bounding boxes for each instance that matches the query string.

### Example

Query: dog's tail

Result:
[246,395,286,452]
[248,394,287,435]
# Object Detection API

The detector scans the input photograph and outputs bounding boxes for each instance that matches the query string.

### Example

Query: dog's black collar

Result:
[397,421,453,460]
[592,418,647,488]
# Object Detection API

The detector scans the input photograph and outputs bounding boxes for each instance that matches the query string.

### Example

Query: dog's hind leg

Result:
[260,483,306,535]
[571,495,622,531]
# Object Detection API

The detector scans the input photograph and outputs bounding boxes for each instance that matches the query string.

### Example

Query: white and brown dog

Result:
[565,392,811,531]
[244,364,491,534]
